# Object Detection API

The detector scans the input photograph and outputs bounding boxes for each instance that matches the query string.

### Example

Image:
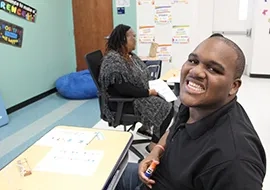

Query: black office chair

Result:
[144,60,162,80]
[85,50,151,159]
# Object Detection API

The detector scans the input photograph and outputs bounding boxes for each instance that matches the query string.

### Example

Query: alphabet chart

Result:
[35,128,97,148]
[34,148,104,176]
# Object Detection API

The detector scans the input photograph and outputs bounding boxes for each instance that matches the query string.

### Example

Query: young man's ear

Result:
[229,79,242,96]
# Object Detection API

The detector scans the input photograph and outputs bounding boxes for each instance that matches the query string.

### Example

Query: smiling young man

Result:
[115,34,266,190]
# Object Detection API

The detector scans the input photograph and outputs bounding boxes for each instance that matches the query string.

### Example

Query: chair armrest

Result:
[108,97,135,102]
[108,97,135,127]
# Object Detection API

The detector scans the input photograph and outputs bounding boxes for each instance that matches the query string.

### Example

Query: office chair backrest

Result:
[85,50,103,90]
[144,60,162,80]
[85,50,105,119]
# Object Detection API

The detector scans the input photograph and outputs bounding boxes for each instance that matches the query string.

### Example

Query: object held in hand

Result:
[144,160,159,178]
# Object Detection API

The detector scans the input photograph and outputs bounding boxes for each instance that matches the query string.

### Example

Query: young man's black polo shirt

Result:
[144,98,266,190]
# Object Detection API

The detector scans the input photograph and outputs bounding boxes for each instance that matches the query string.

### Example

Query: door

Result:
[212,0,254,75]
[72,0,113,71]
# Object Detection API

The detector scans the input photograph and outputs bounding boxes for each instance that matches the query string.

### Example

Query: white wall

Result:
[136,0,214,74]
[194,0,214,44]
[136,1,202,75]
[250,0,270,75]
[136,0,270,76]
[195,0,270,77]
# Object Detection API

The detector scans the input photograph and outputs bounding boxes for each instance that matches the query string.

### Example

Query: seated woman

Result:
[98,24,174,152]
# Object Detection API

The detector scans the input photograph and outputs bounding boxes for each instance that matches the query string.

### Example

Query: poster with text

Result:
[0,19,23,47]
[138,0,154,5]
[0,0,37,22]
[157,44,172,62]
[172,25,190,44]
[154,6,172,25]
[139,26,155,43]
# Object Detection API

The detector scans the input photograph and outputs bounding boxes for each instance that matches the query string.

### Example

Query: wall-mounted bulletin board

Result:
[136,0,197,73]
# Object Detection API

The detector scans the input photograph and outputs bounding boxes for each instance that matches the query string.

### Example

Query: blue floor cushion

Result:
[56,69,98,99]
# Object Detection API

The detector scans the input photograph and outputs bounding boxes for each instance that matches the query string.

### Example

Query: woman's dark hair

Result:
[106,24,131,58]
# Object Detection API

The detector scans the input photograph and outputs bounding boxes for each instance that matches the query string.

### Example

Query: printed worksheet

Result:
[34,148,104,176]
[35,128,97,148]
[149,79,177,102]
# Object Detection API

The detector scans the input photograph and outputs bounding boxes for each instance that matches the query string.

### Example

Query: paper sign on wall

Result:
[172,25,190,44]
[155,6,172,25]
[157,44,172,62]
[116,0,130,7]
[138,0,154,5]
[0,0,37,22]
[0,19,23,47]
[117,7,125,14]
[139,26,155,43]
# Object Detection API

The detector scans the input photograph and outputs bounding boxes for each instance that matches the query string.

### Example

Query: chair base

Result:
[125,124,151,159]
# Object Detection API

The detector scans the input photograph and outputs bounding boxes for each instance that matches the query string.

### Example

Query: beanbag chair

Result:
[55,69,98,99]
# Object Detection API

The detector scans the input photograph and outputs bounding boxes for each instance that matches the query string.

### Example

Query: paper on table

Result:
[34,148,104,176]
[149,79,177,102]
[35,128,97,148]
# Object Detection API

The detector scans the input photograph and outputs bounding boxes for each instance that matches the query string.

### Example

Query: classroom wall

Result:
[112,0,137,31]
[134,1,214,74]
[112,0,137,53]
[111,0,209,73]
[250,0,270,75]
[0,0,76,109]
[129,0,270,76]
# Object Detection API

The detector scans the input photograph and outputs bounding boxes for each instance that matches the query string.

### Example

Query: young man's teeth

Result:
[188,81,204,91]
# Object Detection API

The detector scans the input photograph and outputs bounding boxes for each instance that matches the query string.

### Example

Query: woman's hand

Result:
[149,89,158,96]
[138,155,160,189]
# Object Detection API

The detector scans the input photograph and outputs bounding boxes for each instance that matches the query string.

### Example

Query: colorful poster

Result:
[0,19,23,47]
[172,25,190,44]
[157,44,172,62]
[138,0,154,5]
[171,0,188,4]
[139,26,155,43]
[0,0,37,22]
[154,6,172,25]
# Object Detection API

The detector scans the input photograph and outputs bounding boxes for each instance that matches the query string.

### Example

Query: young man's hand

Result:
[138,155,160,189]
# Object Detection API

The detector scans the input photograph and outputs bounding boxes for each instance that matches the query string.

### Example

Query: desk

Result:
[161,68,180,81]
[139,56,159,61]
[0,125,133,190]
[161,69,181,96]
